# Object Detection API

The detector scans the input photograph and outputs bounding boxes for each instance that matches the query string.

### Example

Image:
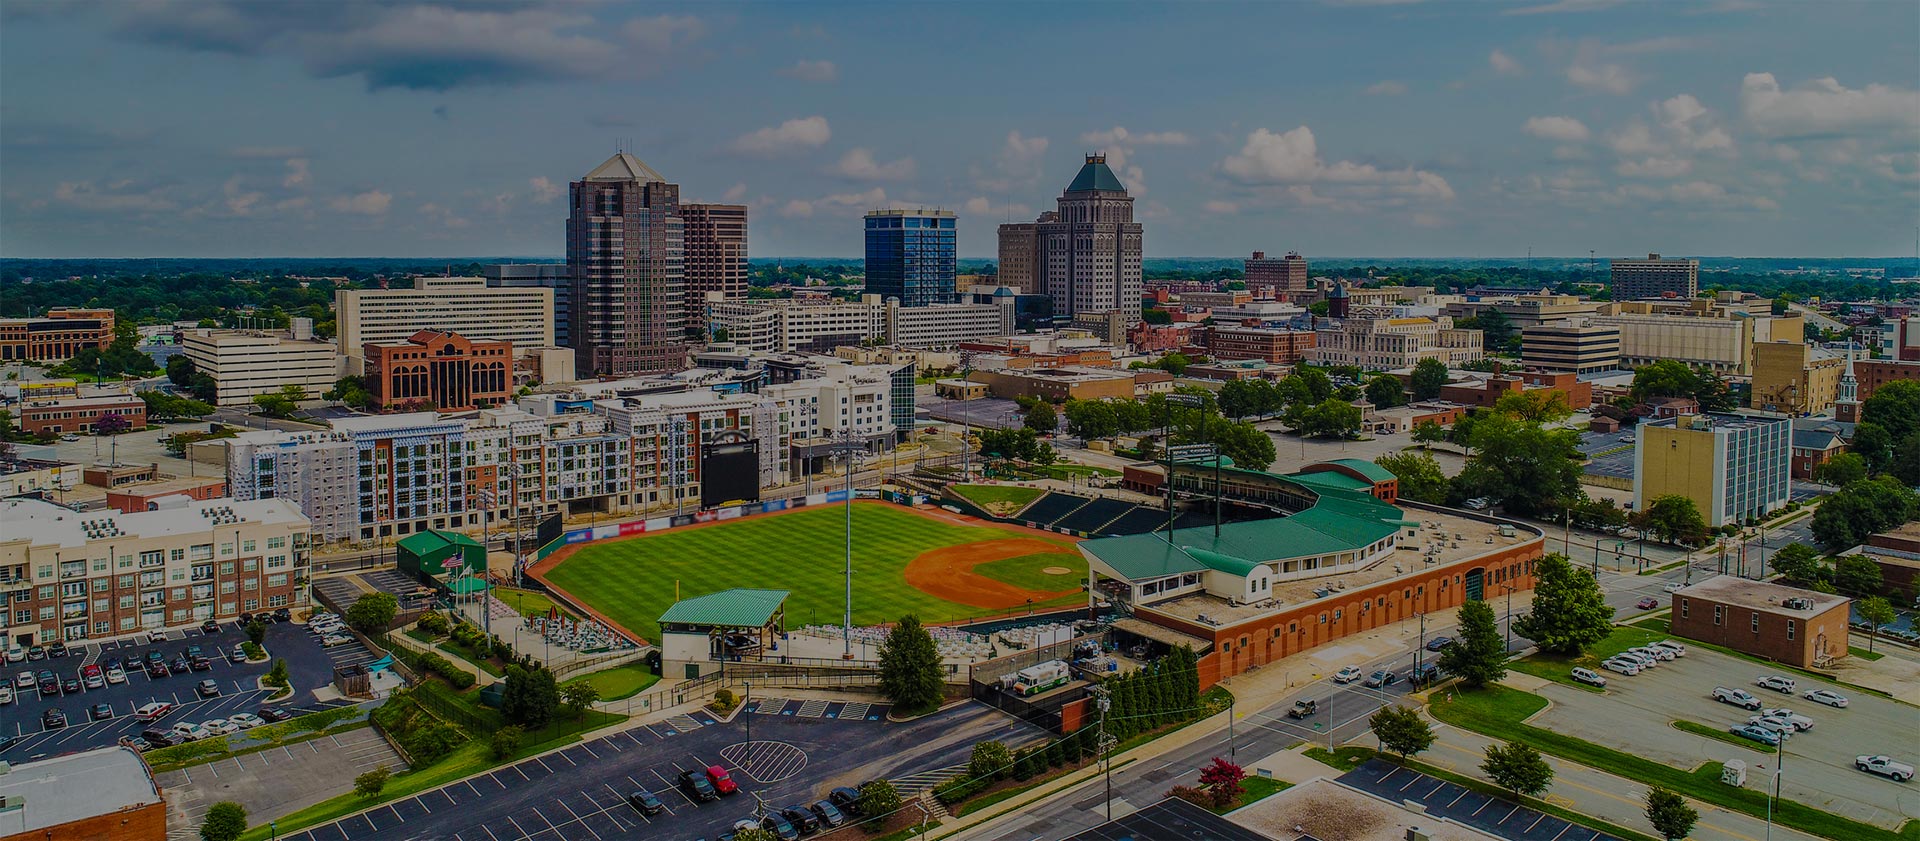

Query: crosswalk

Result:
[890,764,967,796]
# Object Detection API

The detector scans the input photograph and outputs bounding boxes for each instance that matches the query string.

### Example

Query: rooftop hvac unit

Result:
[1406,828,1431,841]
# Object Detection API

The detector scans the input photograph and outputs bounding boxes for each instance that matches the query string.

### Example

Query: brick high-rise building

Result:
[1611,253,1699,301]
[1245,251,1309,298]
[682,203,748,339]
[568,152,687,377]
[995,216,1047,294]
[998,155,1144,322]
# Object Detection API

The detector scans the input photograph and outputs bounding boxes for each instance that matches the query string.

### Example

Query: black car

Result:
[171,657,192,674]
[42,708,67,729]
[196,679,220,698]
[258,707,293,722]
[828,786,864,816]
[1425,635,1454,652]
[1362,669,1400,689]
[26,646,45,661]
[761,812,800,841]
[780,805,820,834]
[809,800,847,828]
[184,645,204,659]
[1410,662,1444,686]
[189,657,213,672]
[238,612,254,626]
[61,677,82,695]
[273,607,292,622]
[201,619,220,635]
[678,769,718,801]
[625,789,665,815]
[139,727,172,743]
[47,641,68,658]
[90,703,114,721]
[0,734,20,752]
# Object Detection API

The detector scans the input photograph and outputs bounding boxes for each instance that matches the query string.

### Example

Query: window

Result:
[1680,599,1689,619]
[1713,605,1724,626]
[1751,612,1760,633]
[1786,620,1795,641]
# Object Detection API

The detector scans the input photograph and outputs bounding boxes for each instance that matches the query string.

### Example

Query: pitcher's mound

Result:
[1041,566,1072,575]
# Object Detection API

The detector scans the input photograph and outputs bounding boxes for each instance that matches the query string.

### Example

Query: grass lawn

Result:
[545,503,1080,641]
[973,552,1086,592]
[493,588,578,621]
[1509,625,1666,691]
[1851,645,1886,661]
[1672,720,1777,753]
[1303,746,1375,771]
[564,662,660,700]
[1035,464,1121,479]
[950,484,1045,513]
[1431,684,1904,841]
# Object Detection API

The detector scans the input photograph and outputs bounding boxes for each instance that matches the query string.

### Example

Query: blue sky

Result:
[2,0,1916,259]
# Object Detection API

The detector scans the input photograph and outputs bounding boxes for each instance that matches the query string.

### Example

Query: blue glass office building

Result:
[864,209,957,307]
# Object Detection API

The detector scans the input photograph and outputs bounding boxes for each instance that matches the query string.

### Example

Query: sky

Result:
[1,0,1916,260]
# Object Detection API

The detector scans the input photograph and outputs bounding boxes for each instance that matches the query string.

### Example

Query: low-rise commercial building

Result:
[1520,321,1621,373]
[0,458,77,498]
[1750,341,1845,415]
[103,476,229,513]
[706,294,1013,353]
[364,329,514,412]
[0,496,310,645]
[336,276,555,365]
[181,323,341,406]
[1403,369,1594,412]
[1448,293,1605,329]
[966,367,1138,402]
[1306,316,1483,370]
[1205,324,1316,364]
[0,746,166,841]
[14,393,147,436]
[1670,577,1848,668]
[1635,412,1790,527]
[0,308,115,364]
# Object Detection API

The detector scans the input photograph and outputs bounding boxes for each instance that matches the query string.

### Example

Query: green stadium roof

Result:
[658,588,790,628]
[397,530,482,555]
[1321,458,1398,483]
[1287,471,1375,492]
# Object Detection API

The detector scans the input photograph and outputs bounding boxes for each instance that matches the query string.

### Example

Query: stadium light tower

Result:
[828,428,867,660]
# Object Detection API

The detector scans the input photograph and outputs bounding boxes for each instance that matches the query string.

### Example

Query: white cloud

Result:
[51,180,177,212]
[1081,127,1191,147]
[1003,131,1050,162]
[622,14,707,53]
[1615,157,1693,178]
[1523,116,1591,142]
[777,60,838,83]
[1489,49,1524,75]
[779,187,892,220]
[1505,0,1625,15]
[1365,81,1408,96]
[223,175,264,216]
[282,158,310,189]
[1202,200,1240,214]
[1606,123,1662,156]
[963,197,992,216]
[528,176,560,203]
[828,148,917,181]
[1872,152,1920,184]
[1567,61,1632,95]
[722,183,748,202]
[1740,72,1920,136]
[329,189,391,215]
[1654,94,1734,152]
[1219,126,1454,201]
[730,116,832,157]
[777,200,814,218]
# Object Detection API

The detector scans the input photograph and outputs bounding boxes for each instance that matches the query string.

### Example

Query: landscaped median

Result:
[144,705,370,773]
[1505,623,1667,691]
[1670,719,1777,754]
[1429,684,1909,841]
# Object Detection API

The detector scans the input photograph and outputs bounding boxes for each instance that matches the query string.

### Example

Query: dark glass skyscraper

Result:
[863,209,956,307]
[567,152,686,377]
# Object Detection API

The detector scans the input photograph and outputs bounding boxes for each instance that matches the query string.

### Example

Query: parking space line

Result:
[580,742,598,759]
[415,795,431,814]
[515,763,529,780]
[528,807,557,837]
[504,816,530,841]
[555,799,600,841]
[605,783,648,822]
[536,755,552,773]
[558,750,576,766]
[385,803,405,824]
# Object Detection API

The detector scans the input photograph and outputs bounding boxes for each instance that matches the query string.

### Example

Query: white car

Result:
[1663,581,1684,593]
[1804,688,1849,708]
[200,719,236,735]
[227,712,264,729]
[0,685,13,705]
[1713,686,1763,709]
[321,634,354,648]
[134,701,174,722]
[1856,755,1915,782]
[1614,650,1657,669]
[4,646,24,663]
[1570,667,1607,687]
[1649,640,1687,657]
[1747,714,1797,739]
[1601,658,1641,675]
[1333,665,1363,684]
[171,722,211,741]
[1755,675,1797,694]
[1631,645,1675,662]
[1758,709,1814,731]
[14,671,34,690]
[106,667,127,685]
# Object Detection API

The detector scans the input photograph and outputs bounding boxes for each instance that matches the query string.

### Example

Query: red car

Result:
[1635,597,1660,610]
[706,765,739,795]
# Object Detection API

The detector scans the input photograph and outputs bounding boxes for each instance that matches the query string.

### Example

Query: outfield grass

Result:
[545,503,1080,641]
[564,662,660,700]
[973,552,1085,592]
[950,484,1045,513]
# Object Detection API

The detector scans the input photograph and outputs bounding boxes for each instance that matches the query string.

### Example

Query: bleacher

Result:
[1055,498,1139,534]
[1102,507,1171,536]
[1017,492,1092,527]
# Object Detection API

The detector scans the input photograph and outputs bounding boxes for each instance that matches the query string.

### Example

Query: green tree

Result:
[1833,555,1884,597]
[1568,494,1629,533]
[253,391,295,417]
[199,802,248,841]
[1369,704,1435,762]
[1155,352,1192,376]
[324,375,374,410]
[1439,599,1508,688]
[1374,451,1449,504]
[245,620,267,646]
[1644,786,1699,841]
[502,664,560,728]
[1630,360,1700,403]
[1411,359,1450,400]
[1493,390,1572,424]
[354,766,391,797]
[1294,397,1362,439]
[1768,542,1827,586]
[1857,595,1896,653]
[1814,452,1869,487]
[267,658,289,689]
[1016,397,1057,435]
[1513,554,1615,656]
[969,739,1014,781]
[733,829,780,841]
[1811,476,1920,549]
[1695,371,1735,413]
[1641,495,1709,546]
[877,614,945,713]
[1891,432,1920,487]
[1063,399,1119,440]
[561,681,600,720]
[345,591,398,633]
[490,724,525,760]
[1481,741,1554,799]
[1861,380,1920,441]
[857,779,903,825]
[1365,374,1405,409]
[1473,309,1518,350]
[1296,365,1334,402]
[1411,419,1447,448]
[1208,420,1276,471]
[1454,414,1583,517]
[167,354,198,388]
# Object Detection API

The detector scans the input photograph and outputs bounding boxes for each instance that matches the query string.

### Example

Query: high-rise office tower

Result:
[483,263,571,347]
[682,203,749,338]
[999,155,1144,322]
[864,209,957,307]
[567,152,686,377]
[1245,251,1309,298]
[1611,253,1699,301]
[995,216,1047,294]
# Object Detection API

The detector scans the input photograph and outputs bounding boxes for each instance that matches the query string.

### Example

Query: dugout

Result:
[657,588,789,680]
[395,530,486,585]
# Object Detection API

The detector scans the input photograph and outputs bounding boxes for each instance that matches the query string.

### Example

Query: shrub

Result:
[416,611,449,636]
[245,620,267,647]
[1165,785,1212,810]
[266,658,290,689]
[967,740,1013,782]
[241,642,265,661]
[490,725,524,760]
[199,802,247,841]
[490,635,515,661]
[712,688,736,713]
[933,775,986,806]
[354,766,391,797]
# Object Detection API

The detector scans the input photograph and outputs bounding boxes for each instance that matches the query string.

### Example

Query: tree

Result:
[1454,414,1583,517]
[502,664,560,728]
[1861,380,1920,442]
[245,619,267,647]
[1833,555,1884,597]
[354,766,392,797]
[1768,542,1827,586]
[1694,371,1735,413]
[857,779,903,824]
[733,829,780,841]
[1411,359,1450,400]
[1295,365,1333,402]
[1815,452,1869,487]
[1439,599,1508,688]
[345,591,398,633]
[168,354,198,388]
[199,802,248,841]
[490,724,525,760]
[1063,399,1119,440]
[877,614,945,713]
[1811,476,1920,549]
[1016,396,1057,435]
[1568,494,1629,533]
[1209,419,1276,471]
[95,412,131,436]
[1411,419,1447,448]
[1197,757,1246,810]
[969,740,1014,781]
[1363,374,1405,409]
[1473,309,1518,351]
[1857,595,1896,653]
[1154,352,1192,376]
[1369,705,1435,762]
[1374,451,1449,504]
[1891,432,1920,487]
[561,681,600,720]
[1630,360,1699,403]
[1294,397,1362,439]
[1493,390,1572,424]
[253,391,295,418]
[1644,786,1699,841]
[266,658,289,688]
[324,375,374,410]
[1482,741,1554,799]
[1513,554,1616,656]
[1641,495,1709,546]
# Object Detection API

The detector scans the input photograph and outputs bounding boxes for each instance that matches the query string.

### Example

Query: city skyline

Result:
[2,1,1917,259]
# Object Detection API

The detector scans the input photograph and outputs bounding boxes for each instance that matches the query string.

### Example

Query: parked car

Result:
[230,645,249,662]
[147,661,171,678]
[1425,636,1454,652]
[1803,689,1849,708]
[189,657,212,672]
[273,607,292,622]
[828,787,865,816]
[678,769,718,801]
[36,670,58,695]
[89,703,114,721]
[47,641,68,658]
[1712,687,1763,710]
[810,800,847,828]
[1729,724,1782,746]
[1755,675,1797,694]
[171,722,210,741]
[706,765,739,795]
[761,812,800,841]
[1612,651,1656,670]
[200,619,220,635]
[61,677,81,695]
[1363,669,1399,689]
[1333,665,1363,684]
[0,685,12,705]
[626,789,665,815]
[171,657,192,674]
[42,708,67,729]
[1856,755,1915,782]
[1601,658,1641,676]
[780,805,821,834]
[1758,709,1814,731]
[1632,645,1675,662]
[1635,597,1660,610]
[12,671,32,690]
[26,646,46,661]
[3,646,23,663]
[145,731,182,748]
[1570,667,1607,687]
[196,679,220,698]
[258,707,293,722]
[1746,715,1796,739]
[82,664,105,689]
[1663,582,1684,593]
[135,702,175,721]
[121,736,152,752]
[1286,699,1318,719]
[1649,640,1688,657]
[106,667,127,685]
[147,630,168,643]
[228,712,264,729]
[201,718,237,735]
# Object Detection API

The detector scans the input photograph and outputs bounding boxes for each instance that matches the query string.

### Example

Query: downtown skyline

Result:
[2,0,1917,259]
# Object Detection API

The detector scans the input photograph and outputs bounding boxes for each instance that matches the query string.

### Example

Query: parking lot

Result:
[162,721,407,835]
[1,619,360,761]
[1341,758,1622,841]
[280,700,1046,841]
[1525,644,1920,828]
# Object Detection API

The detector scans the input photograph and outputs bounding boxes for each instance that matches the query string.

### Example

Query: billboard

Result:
[700,438,761,509]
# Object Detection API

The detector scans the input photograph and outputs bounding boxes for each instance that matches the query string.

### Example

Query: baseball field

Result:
[537,502,1089,643]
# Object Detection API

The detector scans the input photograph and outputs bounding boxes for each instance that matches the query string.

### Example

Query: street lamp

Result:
[1498,583,1517,653]
[743,680,752,771]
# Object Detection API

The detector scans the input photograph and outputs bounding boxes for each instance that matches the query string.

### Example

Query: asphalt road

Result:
[279,699,1048,841]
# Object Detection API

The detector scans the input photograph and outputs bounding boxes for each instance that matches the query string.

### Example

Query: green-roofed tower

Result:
[998,153,1143,325]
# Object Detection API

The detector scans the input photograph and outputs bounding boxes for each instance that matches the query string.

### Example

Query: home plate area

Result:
[746,698,891,720]
[720,740,808,783]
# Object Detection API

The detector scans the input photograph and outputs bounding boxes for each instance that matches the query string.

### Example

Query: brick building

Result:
[104,477,230,514]
[0,308,115,363]
[15,394,148,436]
[1205,324,1317,364]
[364,329,513,412]
[1244,251,1309,298]
[1835,358,1920,422]
[0,746,165,841]
[1670,577,1848,668]
[1393,369,1593,412]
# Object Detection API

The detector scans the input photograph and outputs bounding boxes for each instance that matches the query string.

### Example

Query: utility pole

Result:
[744,680,752,771]
[1415,612,1427,675]
[1090,685,1114,823]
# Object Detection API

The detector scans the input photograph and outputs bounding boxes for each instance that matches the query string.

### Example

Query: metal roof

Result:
[584,152,667,183]
[658,588,790,628]
[1079,479,1406,582]
[397,529,483,556]
[1321,457,1398,483]
[1065,157,1128,193]
[0,746,162,835]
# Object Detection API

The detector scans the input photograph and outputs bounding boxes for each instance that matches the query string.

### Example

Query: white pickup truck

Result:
[1712,686,1763,710]
[1856,756,1914,782]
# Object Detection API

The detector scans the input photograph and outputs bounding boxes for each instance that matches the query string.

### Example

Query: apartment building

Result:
[1520,322,1622,373]
[1306,317,1483,370]
[1611,253,1699,300]
[336,277,555,367]
[865,209,957,307]
[14,393,148,436]
[0,308,115,363]
[706,294,1012,353]
[180,323,341,406]
[1635,413,1790,527]
[0,496,310,645]
[1749,341,1845,415]
[1205,324,1317,364]
[1244,251,1309,298]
